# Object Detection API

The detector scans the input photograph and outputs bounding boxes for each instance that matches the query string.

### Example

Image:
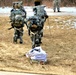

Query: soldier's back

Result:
[33,5,46,16]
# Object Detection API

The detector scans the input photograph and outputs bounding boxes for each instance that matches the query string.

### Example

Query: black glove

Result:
[45,15,48,19]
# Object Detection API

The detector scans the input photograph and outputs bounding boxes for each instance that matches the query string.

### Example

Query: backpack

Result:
[33,5,46,17]
[10,9,24,27]
[27,16,42,32]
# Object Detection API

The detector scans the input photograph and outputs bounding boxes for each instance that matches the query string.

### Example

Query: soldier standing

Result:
[53,0,61,12]
[9,1,26,44]
[33,5,48,37]
[26,15,43,45]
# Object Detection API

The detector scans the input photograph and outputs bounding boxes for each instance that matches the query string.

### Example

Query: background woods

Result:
[0,0,76,7]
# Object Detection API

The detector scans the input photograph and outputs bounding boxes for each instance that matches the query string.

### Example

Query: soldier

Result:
[53,0,61,12]
[33,5,48,36]
[9,1,26,44]
[26,15,43,48]
[34,0,42,6]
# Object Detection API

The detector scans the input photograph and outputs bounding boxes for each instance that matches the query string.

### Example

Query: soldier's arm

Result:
[21,7,27,18]
[28,27,31,36]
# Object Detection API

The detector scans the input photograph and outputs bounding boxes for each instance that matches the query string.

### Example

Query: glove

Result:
[45,15,48,18]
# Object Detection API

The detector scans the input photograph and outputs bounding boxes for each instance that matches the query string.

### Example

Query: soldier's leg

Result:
[30,34,33,42]
[13,29,18,43]
[39,36,42,44]
[19,28,23,44]
[38,31,42,44]
[40,29,43,37]
[30,34,35,48]
[53,2,56,12]
[57,3,60,12]
[35,34,40,44]
[40,21,45,37]
[19,36,23,44]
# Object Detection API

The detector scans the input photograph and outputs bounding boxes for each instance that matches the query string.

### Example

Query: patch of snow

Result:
[0,7,11,14]
[0,6,76,16]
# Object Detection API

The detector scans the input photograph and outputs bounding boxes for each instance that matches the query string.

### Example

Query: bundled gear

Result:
[10,9,24,28]
[10,1,26,28]
[33,5,48,28]
[26,15,42,33]
[33,5,48,20]
[26,46,47,64]
[17,1,26,18]
[11,1,26,19]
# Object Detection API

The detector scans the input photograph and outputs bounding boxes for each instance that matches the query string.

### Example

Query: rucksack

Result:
[27,16,42,32]
[33,5,46,17]
[10,9,24,27]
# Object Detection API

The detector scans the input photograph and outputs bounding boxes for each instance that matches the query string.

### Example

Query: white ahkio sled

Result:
[26,46,47,64]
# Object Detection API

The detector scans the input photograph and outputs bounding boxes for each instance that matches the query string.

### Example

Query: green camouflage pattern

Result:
[53,0,61,12]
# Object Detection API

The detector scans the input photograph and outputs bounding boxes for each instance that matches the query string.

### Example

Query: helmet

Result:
[15,15,23,22]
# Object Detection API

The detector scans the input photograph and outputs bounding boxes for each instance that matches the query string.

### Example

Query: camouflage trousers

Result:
[53,1,60,12]
[30,30,43,48]
[13,27,23,44]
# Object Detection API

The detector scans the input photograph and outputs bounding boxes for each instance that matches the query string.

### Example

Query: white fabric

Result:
[26,46,47,62]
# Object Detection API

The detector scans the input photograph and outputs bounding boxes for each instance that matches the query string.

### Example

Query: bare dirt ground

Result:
[0,16,76,75]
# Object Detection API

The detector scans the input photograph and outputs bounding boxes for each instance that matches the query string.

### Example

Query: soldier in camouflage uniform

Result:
[33,5,48,37]
[34,0,42,6]
[25,6,48,47]
[53,0,61,12]
[9,1,26,44]
[26,15,43,48]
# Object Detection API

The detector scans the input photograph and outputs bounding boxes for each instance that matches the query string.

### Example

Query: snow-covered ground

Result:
[0,6,76,17]
[46,7,76,16]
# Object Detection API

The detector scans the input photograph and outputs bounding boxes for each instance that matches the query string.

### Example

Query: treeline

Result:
[0,0,76,7]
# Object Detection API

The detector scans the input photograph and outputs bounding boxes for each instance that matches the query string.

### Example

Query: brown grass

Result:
[0,16,76,75]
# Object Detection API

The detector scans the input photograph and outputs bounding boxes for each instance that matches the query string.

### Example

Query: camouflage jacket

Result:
[10,9,24,28]
[33,5,47,17]
[53,0,61,3]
